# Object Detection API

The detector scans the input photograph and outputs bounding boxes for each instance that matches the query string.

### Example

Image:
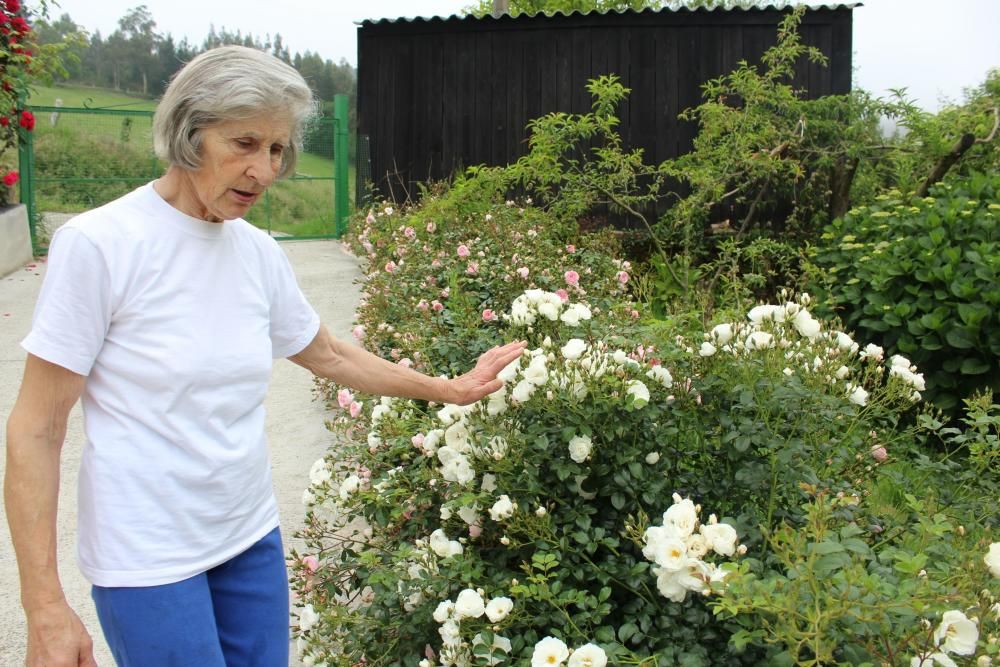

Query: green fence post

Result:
[333,94,350,238]
[16,98,37,251]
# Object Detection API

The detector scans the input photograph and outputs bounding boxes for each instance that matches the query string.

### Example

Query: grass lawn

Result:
[27,84,158,111]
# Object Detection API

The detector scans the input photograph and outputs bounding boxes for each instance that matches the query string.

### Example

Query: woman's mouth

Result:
[231,188,259,203]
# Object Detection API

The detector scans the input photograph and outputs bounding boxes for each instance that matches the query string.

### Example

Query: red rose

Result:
[3,171,19,187]
[5,0,21,12]
[19,110,34,130]
[0,117,8,127]
[10,15,28,33]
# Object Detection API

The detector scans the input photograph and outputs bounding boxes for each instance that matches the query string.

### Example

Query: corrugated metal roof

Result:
[357,3,862,26]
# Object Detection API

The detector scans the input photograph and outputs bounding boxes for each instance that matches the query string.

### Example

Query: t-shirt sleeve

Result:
[21,226,113,376]
[268,243,321,359]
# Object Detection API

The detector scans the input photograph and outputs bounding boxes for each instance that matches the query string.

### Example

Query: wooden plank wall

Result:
[357,7,854,203]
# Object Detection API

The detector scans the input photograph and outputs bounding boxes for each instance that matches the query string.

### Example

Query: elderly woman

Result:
[5,46,523,666]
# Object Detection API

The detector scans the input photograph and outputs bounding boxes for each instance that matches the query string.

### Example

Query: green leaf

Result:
[809,540,846,555]
[945,326,977,349]
[960,357,991,375]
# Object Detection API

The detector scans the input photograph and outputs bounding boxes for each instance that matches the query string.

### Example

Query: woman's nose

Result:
[246,150,279,186]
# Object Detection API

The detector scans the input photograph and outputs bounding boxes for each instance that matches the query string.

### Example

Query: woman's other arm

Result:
[4,354,96,667]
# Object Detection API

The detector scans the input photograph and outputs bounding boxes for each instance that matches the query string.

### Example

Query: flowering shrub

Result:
[810,172,1000,414]
[0,0,39,203]
[289,271,996,665]
[342,197,636,383]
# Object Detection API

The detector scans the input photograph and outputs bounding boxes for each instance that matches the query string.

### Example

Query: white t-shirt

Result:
[22,182,321,587]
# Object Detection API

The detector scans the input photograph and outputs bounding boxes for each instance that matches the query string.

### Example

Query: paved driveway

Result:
[0,238,361,665]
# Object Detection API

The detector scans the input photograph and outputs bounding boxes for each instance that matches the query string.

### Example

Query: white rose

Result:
[561,338,588,361]
[560,307,581,326]
[457,504,479,526]
[338,474,361,501]
[645,451,660,464]
[489,495,515,521]
[568,643,608,667]
[309,458,331,486]
[985,542,1000,577]
[626,380,650,408]
[646,365,673,387]
[433,600,455,623]
[532,637,569,667]
[454,588,486,620]
[699,341,717,357]
[663,497,698,538]
[933,609,978,655]
[568,435,592,463]
[711,323,734,345]
[497,358,521,383]
[745,331,774,350]
[861,343,884,361]
[481,473,497,493]
[484,596,513,622]
[511,379,536,403]
[846,383,869,406]
[793,309,821,339]
[439,619,462,647]
[537,301,560,321]
[700,521,739,557]
[523,356,549,386]
[430,528,453,557]
[445,422,471,451]
[748,304,785,324]
[612,349,629,365]
[654,568,688,602]
[423,429,444,454]
[298,604,319,632]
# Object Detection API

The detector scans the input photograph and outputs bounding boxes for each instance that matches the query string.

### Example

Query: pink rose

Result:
[431,259,441,268]
[337,388,353,409]
[366,210,376,224]
[431,300,444,312]
[616,270,629,284]
[870,446,888,462]
[403,226,416,239]
[630,309,640,319]
[440,288,450,298]
[398,358,413,368]
[417,299,429,311]
[482,309,496,321]
[466,261,479,275]
[302,555,319,574]
[384,261,397,273]
[566,244,575,253]
[426,222,437,233]
[352,325,365,341]
[411,433,425,449]
[349,401,362,418]
[555,289,569,302]
[564,270,580,286]
[468,523,483,538]
[517,267,530,279]
[457,244,470,258]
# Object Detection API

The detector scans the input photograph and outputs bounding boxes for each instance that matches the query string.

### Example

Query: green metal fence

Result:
[18,94,351,247]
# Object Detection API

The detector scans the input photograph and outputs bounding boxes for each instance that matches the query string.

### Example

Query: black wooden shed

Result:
[356,4,857,203]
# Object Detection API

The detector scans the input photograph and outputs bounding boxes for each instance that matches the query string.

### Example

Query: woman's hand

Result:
[26,601,97,667]
[445,340,527,405]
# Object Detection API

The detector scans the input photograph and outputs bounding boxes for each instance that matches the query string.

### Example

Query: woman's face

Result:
[179,113,293,222]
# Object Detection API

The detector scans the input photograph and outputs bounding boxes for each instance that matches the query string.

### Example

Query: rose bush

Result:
[292,197,1000,663]
[0,0,39,200]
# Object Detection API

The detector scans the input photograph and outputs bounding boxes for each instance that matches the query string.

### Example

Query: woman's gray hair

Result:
[153,45,319,179]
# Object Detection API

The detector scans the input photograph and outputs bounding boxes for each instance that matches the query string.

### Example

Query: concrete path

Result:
[0,238,362,665]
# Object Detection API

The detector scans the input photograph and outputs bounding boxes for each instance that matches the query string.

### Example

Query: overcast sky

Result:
[42,0,999,111]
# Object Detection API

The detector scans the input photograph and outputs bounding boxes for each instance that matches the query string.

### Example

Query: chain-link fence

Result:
[19,97,350,247]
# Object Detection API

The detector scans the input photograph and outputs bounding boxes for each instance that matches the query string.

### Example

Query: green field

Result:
[28,84,158,111]
[25,85,351,236]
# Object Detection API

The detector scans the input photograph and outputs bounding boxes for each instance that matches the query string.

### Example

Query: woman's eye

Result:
[235,138,255,149]
[270,144,285,156]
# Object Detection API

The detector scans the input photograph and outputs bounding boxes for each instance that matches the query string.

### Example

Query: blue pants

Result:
[92,526,289,666]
